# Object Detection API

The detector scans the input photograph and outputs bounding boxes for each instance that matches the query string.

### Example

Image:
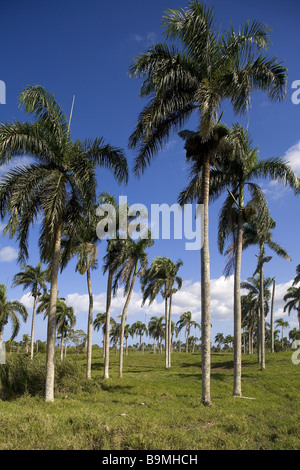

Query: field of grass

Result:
[0,349,299,450]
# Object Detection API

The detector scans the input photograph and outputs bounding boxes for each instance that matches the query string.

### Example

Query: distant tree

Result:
[12,262,48,359]
[0,284,28,341]
[275,318,290,349]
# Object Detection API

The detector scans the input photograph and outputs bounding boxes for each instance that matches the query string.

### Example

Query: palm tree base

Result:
[201,399,212,407]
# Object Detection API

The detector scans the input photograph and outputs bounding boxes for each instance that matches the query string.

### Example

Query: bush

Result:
[0,354,101,400]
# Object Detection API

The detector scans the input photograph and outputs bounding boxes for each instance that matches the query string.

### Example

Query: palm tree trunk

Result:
[30,295,38,360]
[270,279,275,353]
[168,294,173,367]
[164,295,169,369]
[86,267,94,380]
[233,195,244,397]
[119,266,137,378]
[104,269,113,379]
[60,335,64,361]
[257,307,261,363]
[260,249,266,370]
[201,154,211,406]
[45,222,62,403]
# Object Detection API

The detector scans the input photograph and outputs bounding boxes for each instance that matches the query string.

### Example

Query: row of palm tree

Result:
[128,0,299,405]
[1,1,300,406]
[94,310,201,356]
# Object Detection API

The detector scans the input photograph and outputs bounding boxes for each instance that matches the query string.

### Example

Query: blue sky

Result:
[1,0,300,345]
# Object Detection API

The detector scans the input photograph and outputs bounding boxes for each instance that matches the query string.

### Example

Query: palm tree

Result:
[129,1,287,406]
[283,286,300,331]
[61,210,99,379]
[12,262,48,359]
[275,318,290,348]
[93,312,107,356]
[270,278,276,353]
[214,123,297,392]
[248,212,290,369]
[241,294,257,354]
[99,194,131,379]
[214,332,225,351]
[141,256,182,368]
[148,316,164,353]
[131,321,148,352]
[0,283,28,341]
[0,85,128,402]
[289,327,300,342]
[56,301,76,360]
[177,311,200,353]
[112,236,153,377]
[241,275,272,362]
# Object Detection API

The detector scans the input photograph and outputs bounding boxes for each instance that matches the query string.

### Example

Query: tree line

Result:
[0,1,300,405]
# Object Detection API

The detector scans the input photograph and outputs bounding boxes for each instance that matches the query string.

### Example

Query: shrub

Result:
[0,354,101,400]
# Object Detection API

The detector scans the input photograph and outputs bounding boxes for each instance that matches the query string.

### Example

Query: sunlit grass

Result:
[0,350,299,449]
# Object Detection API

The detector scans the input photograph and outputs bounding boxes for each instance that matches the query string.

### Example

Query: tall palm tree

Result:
[102,239,126,379]
[141,256,182,368]
[246,212,290,369]
[270,278,276,353]
[214,333,225,351]
[148,315,165,353]
[112,236,153,377]
[56,301,76,361]
[61,210,99,379]
[241,294,257,354]
[129,1,287,406]
[93,312,107,356]
[0,283,28,341]
[99,193,131,379]
[275,318,290,348]
[12,262,48,359]
[213,123,297,392]
[0,85,128,402]
[241,275,272,362]
[177,311,200,353]
[131,321,148,352]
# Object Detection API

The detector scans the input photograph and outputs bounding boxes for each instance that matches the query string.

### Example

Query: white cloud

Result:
[282,140,300,177]
[0,246,18,262]
[66,276,236,324]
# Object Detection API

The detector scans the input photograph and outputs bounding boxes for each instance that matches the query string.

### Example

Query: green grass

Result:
[0,350,299,450]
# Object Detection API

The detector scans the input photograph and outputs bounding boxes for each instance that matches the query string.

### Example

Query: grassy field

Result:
[0,349,299,450]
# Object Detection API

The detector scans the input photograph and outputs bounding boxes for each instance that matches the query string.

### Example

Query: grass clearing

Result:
[0,350,299,450]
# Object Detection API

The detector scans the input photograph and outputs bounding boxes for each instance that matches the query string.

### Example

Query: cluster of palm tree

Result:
[94,309,201,356]
[128,0,299,405]
[0,1,300,407]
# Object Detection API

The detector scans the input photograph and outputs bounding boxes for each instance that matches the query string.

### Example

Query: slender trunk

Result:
[45,222,62,403]
[260,250,265,370]
[270,279,275,353]
[86,267,94,380]
[60,335,64,361]
[30,295,38,360]
[257,307,261,364]
[164,295,169,369]
[233,187,244,397]
[119,266,137,378]
[201,154,211,406]
[104,269,113,379]
[168,294,173,367]
[185,326,189,353]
